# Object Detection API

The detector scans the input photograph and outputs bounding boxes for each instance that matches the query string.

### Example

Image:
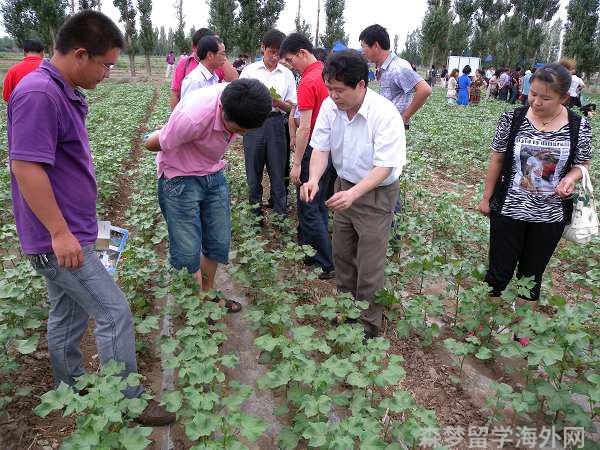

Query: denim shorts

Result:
[157,170,231,272]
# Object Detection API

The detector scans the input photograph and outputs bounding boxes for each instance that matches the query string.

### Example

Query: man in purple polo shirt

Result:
[145,79,271,313]
[8,11,174,426]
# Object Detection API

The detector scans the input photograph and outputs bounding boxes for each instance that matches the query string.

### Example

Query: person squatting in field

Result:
[144,79,273,314]
[8,10,175,426]
[479,63,592,345]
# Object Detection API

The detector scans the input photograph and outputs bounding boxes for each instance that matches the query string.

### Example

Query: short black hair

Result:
[322,50,369,88]
[197,35,222,60]
[358,24,390,50]
[192,28,215,47]
[221,79,272,129]
[262,29,286,50]
[279,33,313,58]
[531,63,572,96]
[23,39,44,53]
[462,65,471,75]
[313,47,327,63]
[55,10,123,56]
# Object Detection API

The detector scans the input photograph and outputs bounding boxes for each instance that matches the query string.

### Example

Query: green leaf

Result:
[292,325,316,341]
[396,320,410,338]
[161,390,183,413]
[15,335,39,354]
[185,412,220,440]
[135,316,160,334]
[347,371,370,388]
[239,414,267,442]
[119,426,152,450]
[33,383,74,417]
[302,422,328,447]
[475,347,493,360]
[220,354,239,369]
[374,364,406,387]
[380,390,414,413]
[278,427,300,450]
[254,334,281,352]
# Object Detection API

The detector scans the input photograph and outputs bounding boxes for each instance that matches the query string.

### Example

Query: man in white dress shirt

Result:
[240,29,297,217]
[301,50,406,339]
[180,35,226,99]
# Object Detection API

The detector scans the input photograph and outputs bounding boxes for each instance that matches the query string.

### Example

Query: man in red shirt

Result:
[170,28,238,109]
[3,39,44,102]
[280,33,334,279]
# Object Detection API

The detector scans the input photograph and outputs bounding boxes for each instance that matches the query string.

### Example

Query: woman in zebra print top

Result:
[478,63,592,345]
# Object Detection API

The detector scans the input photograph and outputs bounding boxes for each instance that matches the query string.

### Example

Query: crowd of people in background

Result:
[437,59,593,116]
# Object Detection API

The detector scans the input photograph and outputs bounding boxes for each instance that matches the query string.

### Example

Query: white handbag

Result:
[563,165,599,244]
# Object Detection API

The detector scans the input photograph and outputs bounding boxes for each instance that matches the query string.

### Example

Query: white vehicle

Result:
[447,55,481,74]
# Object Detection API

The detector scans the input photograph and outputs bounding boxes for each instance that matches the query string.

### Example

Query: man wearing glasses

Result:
[180,35,228,99]
[7,10,174,426]
[279,33,335,279]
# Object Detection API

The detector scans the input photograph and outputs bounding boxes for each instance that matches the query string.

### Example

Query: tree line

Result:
[401,0,600,80]
[0,0,349,76]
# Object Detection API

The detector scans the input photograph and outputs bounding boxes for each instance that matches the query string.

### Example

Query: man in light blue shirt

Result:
[180,35,225,98]
[521,69,533,105]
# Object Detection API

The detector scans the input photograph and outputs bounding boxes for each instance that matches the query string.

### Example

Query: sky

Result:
[1,0,572,50]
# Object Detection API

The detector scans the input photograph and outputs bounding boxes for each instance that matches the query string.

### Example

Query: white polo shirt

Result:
[240,60,297,112]
[310,89,406,186]
[181,62,219,99]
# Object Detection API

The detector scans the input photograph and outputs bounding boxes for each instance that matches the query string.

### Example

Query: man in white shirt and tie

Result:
[301,50,406,340]
[180,35,226,99]
[240,29,297,218]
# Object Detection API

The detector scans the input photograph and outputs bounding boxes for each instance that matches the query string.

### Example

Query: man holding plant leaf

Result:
[240,29,297,219]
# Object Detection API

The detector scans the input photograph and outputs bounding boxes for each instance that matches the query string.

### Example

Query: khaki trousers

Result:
[332,177,399,330]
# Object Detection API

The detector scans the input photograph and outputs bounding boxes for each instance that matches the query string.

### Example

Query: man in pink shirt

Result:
[170,28,238,109]
[145,79,271,312]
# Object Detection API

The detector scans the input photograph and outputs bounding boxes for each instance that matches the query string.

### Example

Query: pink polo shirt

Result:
[157,83,235,179]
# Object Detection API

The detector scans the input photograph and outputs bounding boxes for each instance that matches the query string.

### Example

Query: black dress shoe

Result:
[134,399,176,426]
[363,323,380,342]
[318,268,335,280]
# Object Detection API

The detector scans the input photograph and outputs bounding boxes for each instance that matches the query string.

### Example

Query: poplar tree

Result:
[421,0,452,66]
[173,0,187,53]
[320,0,347,49]
[208,0,237,51]
[113,0,137,76]
[562,0,600,77]
[137,0,154,75]
[294,0,312,42]
[236,0,285,57]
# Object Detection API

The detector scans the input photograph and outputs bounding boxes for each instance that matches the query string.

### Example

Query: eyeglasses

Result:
[284,53,300,65]
[86,51,114,71]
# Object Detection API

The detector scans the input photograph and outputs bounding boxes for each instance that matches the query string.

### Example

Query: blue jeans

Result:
[158,170,231,272]
[28,245,143,398]
[297,146,334,271]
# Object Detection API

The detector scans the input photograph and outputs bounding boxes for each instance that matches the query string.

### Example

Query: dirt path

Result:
[218,267,285,450]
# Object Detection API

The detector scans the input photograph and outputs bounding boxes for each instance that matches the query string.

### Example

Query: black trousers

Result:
[243,114,288,215]
[297,146,334,271]
[484,212,565,301]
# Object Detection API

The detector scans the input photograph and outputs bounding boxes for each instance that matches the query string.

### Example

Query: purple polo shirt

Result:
[8,60,97,254]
